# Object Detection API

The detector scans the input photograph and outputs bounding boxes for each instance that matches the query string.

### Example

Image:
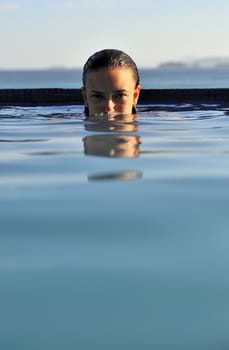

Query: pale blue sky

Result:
[1,0,229,68]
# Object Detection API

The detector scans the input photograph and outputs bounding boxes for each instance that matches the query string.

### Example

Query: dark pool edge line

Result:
[0,88,229,106]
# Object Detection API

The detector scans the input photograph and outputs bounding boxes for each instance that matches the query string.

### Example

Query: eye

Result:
[90,93,104,100]
[113,92,127,100]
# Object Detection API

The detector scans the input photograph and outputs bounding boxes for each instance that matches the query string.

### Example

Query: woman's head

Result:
[82,49,140,87]
[81,49,141,116]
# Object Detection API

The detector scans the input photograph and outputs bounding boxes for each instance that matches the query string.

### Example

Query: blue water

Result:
[1,105,229,349]
[1,67,229,88]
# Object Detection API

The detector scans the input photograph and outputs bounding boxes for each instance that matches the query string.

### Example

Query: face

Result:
[82,67,141,115]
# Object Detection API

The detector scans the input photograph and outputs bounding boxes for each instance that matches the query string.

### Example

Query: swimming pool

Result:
[1,104,229,349]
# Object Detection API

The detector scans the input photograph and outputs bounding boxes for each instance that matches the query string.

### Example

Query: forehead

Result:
[84,67,135,88]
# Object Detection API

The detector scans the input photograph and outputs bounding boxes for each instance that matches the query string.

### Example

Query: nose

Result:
[105,97,115,112]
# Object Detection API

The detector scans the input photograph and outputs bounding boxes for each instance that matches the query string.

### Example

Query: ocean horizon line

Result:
[2,56,229,71]
[1,66,229,89]
[1,65,229,71]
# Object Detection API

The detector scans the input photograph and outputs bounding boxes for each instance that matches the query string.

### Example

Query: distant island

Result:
[157,57,229,69]
[157,61,189,69]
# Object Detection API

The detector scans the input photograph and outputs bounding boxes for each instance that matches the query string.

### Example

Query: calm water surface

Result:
[1,104,229,349]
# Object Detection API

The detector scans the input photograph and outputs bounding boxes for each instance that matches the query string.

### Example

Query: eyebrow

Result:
[90,89,128,93]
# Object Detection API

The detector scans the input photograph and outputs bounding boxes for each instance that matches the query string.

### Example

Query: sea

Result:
[0,67,229,89]
[1,68,229,350]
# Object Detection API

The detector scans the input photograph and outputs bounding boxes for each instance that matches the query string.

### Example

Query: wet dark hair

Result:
[82,49,140,115]
[83,49,140,87]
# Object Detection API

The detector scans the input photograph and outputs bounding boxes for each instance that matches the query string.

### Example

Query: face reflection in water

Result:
[83,134,142,158]
[83,112,142,180]
[84,112,139,133]
[83,113,141,158]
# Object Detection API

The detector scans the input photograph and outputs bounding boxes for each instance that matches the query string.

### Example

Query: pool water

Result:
[1,105,229,349]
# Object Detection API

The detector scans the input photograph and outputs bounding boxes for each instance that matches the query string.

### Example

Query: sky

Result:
[1,0,229,69]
